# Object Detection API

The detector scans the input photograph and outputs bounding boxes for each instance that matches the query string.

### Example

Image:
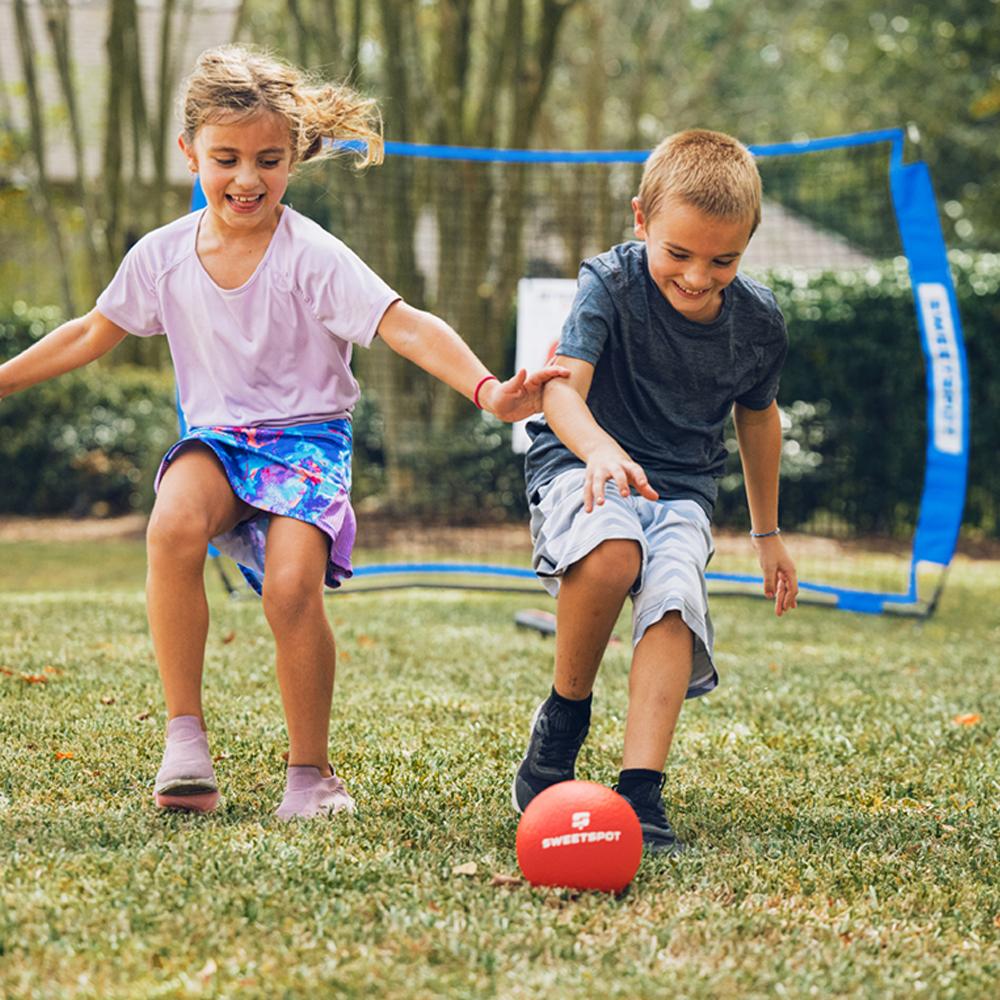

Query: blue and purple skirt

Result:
[154,419,355,595]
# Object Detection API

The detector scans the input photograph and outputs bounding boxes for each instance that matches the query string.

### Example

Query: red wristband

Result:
[473,374,498,409]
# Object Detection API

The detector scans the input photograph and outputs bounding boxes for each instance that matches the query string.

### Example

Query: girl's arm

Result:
[0,308,129,399]
[543,355,659,513]
[733,400,798,616]
[376,301,568,423]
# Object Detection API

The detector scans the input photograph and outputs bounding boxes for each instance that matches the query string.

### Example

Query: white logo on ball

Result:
[571,811,591,831]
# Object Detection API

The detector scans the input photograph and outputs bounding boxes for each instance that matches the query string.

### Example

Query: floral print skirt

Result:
[154,419,355,595]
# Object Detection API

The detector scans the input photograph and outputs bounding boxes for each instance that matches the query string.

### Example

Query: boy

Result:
[512,129,799,853]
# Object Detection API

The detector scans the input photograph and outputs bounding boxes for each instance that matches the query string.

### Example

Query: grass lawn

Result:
[0,537,998,999]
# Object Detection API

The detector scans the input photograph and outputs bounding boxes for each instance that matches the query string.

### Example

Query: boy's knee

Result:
[573,538,642,594]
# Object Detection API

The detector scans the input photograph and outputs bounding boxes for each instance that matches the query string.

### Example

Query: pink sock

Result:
[153,715,219,813]
[275,766,355,820]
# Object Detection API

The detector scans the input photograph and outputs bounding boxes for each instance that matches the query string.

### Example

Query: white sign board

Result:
[512,278,578,452]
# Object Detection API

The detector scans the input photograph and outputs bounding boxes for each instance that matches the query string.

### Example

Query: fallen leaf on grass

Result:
[222,631,236,645]
[357,635,377,648]
[100,696,116,706]
[54,751,74,761]
[952,713,982,727]
[994,914,1000,929]
[43,666,61,676]
[135,711,151,722]
[213,752,230,762]
[0,667,14,676]
[490,874,522,888]
[21,674,47,685]
[452,861,478,877]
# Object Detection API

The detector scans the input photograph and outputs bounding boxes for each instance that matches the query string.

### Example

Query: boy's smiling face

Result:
[632,195,753,323]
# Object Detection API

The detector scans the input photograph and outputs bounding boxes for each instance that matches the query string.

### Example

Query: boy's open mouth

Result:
[672,281,711,299]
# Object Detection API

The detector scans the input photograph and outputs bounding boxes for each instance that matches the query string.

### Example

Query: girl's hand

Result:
[752,534,799,617]
[481,366,570,423]
[583,444,658,513]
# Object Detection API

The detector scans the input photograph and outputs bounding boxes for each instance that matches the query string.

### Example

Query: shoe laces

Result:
[535,702,588,770]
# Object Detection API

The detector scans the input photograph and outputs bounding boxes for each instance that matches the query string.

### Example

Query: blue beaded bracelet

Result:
[749,527,781,539]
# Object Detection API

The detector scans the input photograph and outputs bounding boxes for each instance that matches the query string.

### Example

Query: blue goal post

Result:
[187,127,968,617]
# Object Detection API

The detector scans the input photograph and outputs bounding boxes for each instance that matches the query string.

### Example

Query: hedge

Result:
[0,251,997,536]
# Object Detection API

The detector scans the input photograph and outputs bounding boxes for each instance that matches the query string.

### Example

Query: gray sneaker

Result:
[511,694,590,813]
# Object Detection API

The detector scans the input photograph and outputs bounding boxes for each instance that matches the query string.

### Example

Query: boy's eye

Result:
[260,159,281,168]
[713,259,737,268]
[214,158,236,167]
[668,251,688,261]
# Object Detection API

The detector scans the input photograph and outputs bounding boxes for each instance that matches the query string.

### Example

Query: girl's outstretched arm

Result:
[376,301,568,423]
[0,308,128,400]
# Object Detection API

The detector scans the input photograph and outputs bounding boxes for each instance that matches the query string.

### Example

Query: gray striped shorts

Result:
[529,468,718,699]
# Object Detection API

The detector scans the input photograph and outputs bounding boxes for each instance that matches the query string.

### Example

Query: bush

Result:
[0,304,176,515]
[1,250,997,536]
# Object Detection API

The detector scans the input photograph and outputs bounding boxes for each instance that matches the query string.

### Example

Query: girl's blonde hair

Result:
[637,129,761,234]
[180,45,383,168]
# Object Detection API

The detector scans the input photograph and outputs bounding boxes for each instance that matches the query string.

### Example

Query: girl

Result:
[0,45,567,820]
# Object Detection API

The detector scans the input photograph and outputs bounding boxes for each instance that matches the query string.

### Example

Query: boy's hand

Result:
[482,366,570,423]
[583,444,659,513]
[752,534,798,617]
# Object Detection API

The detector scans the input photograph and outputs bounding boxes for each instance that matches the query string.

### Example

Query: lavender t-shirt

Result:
[96,206,399,428]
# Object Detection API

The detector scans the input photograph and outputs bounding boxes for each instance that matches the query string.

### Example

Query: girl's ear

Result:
[177,133,198,174]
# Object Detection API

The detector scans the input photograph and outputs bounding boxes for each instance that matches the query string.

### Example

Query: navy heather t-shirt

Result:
[524,242,788,518]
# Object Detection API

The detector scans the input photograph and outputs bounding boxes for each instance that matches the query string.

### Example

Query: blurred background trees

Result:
[0,0,997,535]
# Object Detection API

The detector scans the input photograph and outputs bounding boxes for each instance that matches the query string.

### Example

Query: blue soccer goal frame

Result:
[188,127,968,617]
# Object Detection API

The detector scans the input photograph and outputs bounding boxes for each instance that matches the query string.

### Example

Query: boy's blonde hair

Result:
[180,45,383,168]
[637,129,761,234]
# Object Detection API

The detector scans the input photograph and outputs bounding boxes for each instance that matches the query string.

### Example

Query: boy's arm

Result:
[0,309,128,400]
[376,301,568,423]
[543,355,659,513]
[733,400,798,616]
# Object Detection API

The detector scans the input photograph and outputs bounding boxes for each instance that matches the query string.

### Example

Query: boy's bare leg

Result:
[146,446,250,724]
[621,610,693,770]
[261,516,336,777]
[553,538,642,698]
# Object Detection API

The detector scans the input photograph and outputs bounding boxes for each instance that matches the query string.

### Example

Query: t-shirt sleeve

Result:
[95,239,163,337]
[556,263,616,365]
[306,238,400,348]
[735,308,789,410]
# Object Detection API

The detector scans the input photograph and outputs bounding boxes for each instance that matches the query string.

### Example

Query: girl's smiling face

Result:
[179,112,292,234]
[632,195,753,323]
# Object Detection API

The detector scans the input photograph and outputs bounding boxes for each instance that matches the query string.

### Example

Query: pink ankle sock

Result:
[153,715,219,813]
[275,766,355,820]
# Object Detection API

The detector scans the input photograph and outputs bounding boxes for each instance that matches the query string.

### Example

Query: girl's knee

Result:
[146,501,214,556]
[262,569,324,626]
[573,539,642,594]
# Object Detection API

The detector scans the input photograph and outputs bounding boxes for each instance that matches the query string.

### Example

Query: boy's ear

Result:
[177,133,198,174]
[631,197,647,239]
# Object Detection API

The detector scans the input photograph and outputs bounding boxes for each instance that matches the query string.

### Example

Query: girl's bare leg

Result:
[146,445,251,724]
[260,516,336,776]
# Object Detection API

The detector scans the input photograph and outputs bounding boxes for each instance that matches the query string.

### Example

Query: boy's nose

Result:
[683,266,710,289]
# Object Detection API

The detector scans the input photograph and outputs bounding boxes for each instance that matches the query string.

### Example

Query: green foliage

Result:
[715,252,999,538]
[0,304,176,515]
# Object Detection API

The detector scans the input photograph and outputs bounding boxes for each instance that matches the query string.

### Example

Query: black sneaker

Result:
[511,695,590,813]
[615,775,684,854]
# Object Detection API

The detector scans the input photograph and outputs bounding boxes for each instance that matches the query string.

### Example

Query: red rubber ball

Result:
[516,780,642,893]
